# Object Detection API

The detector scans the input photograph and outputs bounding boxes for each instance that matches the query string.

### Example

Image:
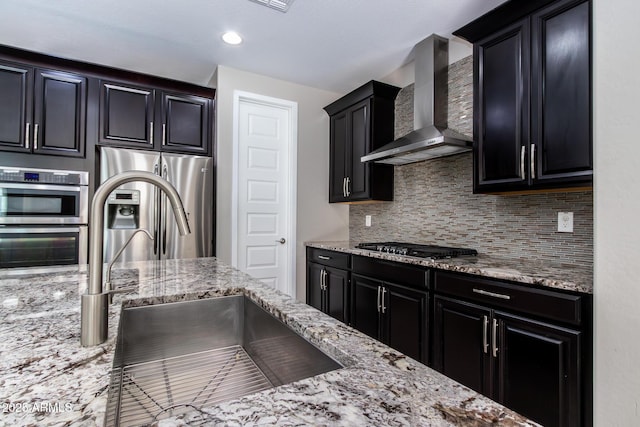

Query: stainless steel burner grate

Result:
[107,345,273,426]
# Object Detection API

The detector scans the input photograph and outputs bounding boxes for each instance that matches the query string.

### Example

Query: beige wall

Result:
[594,0,640,424]
[214,66,349,300]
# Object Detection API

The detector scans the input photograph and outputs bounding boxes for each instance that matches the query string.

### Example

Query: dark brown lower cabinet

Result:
[351,274,428,364]
[433,294,583,427]
[306,262,349,323]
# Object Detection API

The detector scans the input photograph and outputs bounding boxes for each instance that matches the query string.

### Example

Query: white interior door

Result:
[234,92,297,297]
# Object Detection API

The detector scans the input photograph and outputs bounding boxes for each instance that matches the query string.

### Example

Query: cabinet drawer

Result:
[307,248,350,270]
[433,271,583,326]
[352,255,428,289]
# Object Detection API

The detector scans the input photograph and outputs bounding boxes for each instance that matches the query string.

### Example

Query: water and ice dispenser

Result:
[107,189,140,229]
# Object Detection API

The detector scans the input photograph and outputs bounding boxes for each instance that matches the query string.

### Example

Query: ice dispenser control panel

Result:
[107,189,140,229]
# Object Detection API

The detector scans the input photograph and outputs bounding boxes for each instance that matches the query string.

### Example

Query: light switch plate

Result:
[365,215,372,227]
[558,212,574,233]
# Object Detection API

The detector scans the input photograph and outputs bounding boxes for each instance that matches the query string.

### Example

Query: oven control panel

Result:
[0,167,89,186]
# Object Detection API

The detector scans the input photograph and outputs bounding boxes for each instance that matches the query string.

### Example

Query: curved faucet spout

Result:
[81,170,191,347]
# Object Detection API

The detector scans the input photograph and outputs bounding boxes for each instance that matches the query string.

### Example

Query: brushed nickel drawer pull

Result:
[318,255,331,260]
[473,288,511,300]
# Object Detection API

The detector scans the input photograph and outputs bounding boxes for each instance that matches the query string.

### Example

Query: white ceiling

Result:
[0,0,506,93]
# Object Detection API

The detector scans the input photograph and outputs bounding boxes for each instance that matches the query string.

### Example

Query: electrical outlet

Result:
[365,215,372,227]
[558,212,574,233]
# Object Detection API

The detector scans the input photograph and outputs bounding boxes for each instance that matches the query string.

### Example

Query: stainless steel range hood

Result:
[361,34,472,165]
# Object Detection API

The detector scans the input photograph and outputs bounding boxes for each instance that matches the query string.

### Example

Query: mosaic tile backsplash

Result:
[350,56,593,269]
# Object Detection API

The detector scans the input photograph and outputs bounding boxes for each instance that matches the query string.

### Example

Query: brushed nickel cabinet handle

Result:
[346,177,351,197]
[473,288,511,300]
[377,286,381,313]
[34,124,39,150]
[318,255,331,260]
[381,287,387,314]
[520,145,526,180]
[162,123,166,146]
[492,318,499,358]
[342,177,347,198]
[483,315,489,354]
[530,143,536,179]
[25,123,30,149]
[150,121,154,145]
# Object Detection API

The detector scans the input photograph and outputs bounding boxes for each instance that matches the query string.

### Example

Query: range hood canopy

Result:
[361,34,472,165]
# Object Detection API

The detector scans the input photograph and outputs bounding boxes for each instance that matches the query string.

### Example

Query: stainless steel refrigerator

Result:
[100,146,213,263]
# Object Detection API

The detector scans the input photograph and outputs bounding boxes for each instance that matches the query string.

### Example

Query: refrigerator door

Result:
[100,147,161,263]
[160,153,213,260]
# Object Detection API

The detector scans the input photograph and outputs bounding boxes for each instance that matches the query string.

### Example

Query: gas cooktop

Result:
[356,242,478,259]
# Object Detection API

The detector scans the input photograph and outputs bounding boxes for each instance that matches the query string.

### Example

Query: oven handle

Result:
[0,227,82,234]
[0,182,85,192]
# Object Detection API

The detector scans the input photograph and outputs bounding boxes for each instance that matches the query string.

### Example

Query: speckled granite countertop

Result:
[0,257,538,426]
[307,241,593,294]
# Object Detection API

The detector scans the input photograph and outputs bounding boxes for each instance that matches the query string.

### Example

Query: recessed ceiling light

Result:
[222,31,243,45]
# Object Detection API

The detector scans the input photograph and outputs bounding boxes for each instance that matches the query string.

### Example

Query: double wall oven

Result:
[0,166,88,268]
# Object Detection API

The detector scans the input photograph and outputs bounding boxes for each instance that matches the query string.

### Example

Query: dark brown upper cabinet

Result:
[99,81,212,155]
[0,59,87,158]
[455,0,592,193]
[324,81,399,203]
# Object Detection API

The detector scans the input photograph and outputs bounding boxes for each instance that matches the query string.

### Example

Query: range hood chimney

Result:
[361,34,472,165]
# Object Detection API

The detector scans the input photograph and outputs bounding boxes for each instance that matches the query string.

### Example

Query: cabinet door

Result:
[496,311,581,427]
[475,19,530,192]
[306,262,324,312]
[329,111,348,202]
[99,81,156,149]
[0,60,32,153]
[432,296,493,395]
[347,99,371,201]
[161,92,210,155]
[383,283,428,364]
[531,0,592,185]
[33,69,86,157]
[350,274,381,340]
[325,266,349,323]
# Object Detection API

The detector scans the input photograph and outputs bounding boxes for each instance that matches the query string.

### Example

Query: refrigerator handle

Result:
[153,163,159,255]
[162,164,168,256]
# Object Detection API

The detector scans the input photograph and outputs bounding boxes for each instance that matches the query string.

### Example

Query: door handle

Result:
[276,238,286,244]
[520,145,526,180]
[492,318,499,358]
[25,123,30,149]
[153,163,159,255]
[162,164,168,255]
[530,143,536,179]
[34,124,39,150]
[483,315,489,354]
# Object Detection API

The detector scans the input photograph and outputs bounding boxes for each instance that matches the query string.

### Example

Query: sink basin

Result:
[104,295,342,426]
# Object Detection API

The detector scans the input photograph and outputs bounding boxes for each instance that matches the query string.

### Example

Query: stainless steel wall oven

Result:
[0,166,88,268]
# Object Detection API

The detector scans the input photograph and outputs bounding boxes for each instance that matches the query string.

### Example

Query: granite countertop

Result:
[0,257,538,426]
[307,241,593,294]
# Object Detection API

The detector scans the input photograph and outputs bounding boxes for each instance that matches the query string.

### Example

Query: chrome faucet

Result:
[80,171,191,347]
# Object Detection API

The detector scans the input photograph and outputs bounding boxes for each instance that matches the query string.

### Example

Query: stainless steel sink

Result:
[104,295,342,426]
